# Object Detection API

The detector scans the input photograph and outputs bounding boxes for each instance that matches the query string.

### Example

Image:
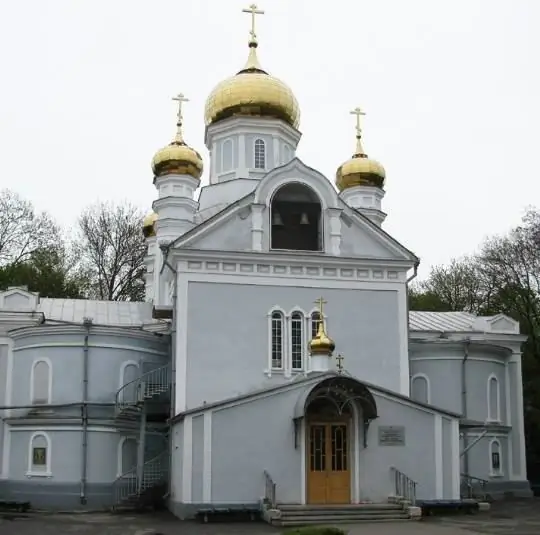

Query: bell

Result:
[272,211,283,226]
[300,212,309,225]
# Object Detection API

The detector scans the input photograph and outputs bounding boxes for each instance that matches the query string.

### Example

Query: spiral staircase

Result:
[112,363,171,510]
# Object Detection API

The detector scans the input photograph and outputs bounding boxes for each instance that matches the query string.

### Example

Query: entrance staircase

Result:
[112,364,171,510]
[273,504,410,527]
[262,468,417,527]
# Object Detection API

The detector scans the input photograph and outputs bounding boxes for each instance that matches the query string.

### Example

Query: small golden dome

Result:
[142,211,158,238]
[204,42,300,129]
[336,107,385,191]
[309,322,336,356]
[152,93,203,180]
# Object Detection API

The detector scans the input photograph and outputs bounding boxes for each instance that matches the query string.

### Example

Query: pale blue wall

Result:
[442,417,453,498]
[0,343,7,475]
[409,345,507,423]
[185,282,402,408]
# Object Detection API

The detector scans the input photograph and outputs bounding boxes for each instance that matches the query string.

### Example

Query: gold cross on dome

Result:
[242,3,265,42]
[336,354,345,373]
[172,93,189,125]
[314,297,327,318]
[350,107,366,137]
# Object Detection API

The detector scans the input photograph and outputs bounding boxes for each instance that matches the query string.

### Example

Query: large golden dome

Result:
[152,94,203,180]
[204,42,300,129]
[336,108,386,191]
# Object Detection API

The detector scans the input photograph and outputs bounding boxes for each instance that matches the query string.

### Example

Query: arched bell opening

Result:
[270,183,322,251]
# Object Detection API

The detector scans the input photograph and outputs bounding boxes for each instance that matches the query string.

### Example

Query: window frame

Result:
[26,432,52,478]
[269,309,285,371]
[254,138,266,170]
[30,358,53,405]
[487,373,501,423]
[290,310,305,371]
[410,373,431,404]
[489,438,503,477]
[221,138,233,173]
[117,436,138,478]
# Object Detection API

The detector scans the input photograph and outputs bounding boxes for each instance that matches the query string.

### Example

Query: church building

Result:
[0,4,531,522]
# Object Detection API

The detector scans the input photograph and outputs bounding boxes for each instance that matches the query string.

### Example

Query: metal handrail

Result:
[263,470,276,508]
[390,466,417,505]
[115,364,171,413]
[460,473,488,500]
[113,450,169,505]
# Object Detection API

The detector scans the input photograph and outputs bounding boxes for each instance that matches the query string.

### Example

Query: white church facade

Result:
[0,4,532,519]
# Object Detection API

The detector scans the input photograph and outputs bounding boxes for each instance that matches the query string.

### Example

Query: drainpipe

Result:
[80,317,92,505]
[461,339,470,476]
[160,243,177,500]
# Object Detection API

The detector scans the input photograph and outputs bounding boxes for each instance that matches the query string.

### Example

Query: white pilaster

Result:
[0,424,10,479]
[251,204,265,251]
[238,134,247,177]
[326,208,342,256]
[273,136,280,168]
[510,351,527,480]
[203,411,212,502]
[434,414,443,499]
[450,418,460,499]
[182,415,193,503]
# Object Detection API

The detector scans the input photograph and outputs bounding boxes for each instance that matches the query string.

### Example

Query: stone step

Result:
[275,513,410,526]
[279,503,403,513]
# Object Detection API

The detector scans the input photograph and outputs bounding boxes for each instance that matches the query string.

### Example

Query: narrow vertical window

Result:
[489,439,503,476]
[271,311,284,369]
[31,360,51,405]
[291,312,304,370]
[311,311,322,338]
[27,433,51,476]
[222,138,233,172]
[254,139,266,169]
[487,375,500,422]
[411,374,430,404]
[121,438,138,475]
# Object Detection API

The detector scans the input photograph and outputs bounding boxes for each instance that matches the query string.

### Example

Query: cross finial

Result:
[314,297,327,318]
[336,354,345,374]
[172,93,189,142]
[242,4,265,44]
[350,107,366,156]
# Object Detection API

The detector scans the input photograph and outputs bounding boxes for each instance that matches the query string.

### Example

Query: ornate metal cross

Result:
[314,297,327,318]
[172,93,189,125]
[242,4,265,42]
[350,106,366,137]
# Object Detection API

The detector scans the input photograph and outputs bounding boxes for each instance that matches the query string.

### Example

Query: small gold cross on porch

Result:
[242,4,265,43]
[336,354,345,374]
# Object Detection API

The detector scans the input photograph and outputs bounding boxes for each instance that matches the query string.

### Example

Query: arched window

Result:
[411,374,430,404]
[119,361,139,404]
[118,437,138,477]
[271,183,323,251]
[254,139,266,169]
[31,359,51,405]
[487,374,500,422]
[271,311,284,369]
[489,439,503,476]
[310,311,322,338]
[27,432,51,476]
[290,311,304,371]
[222,138,233,172]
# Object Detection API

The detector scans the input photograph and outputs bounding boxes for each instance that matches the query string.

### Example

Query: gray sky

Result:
[0,0,538,278]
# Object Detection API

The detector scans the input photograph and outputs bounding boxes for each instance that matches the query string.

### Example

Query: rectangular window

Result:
[271,313,283,369]
[491,451,500,471]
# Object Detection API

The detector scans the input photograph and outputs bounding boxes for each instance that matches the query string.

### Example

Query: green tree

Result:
[0,247,87,299]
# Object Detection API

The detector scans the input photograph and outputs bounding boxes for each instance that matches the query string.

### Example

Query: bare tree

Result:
[0,189,58,266]
[74,201,146,301]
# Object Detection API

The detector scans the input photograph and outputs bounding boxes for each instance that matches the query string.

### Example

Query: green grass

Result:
[282,528,347,535]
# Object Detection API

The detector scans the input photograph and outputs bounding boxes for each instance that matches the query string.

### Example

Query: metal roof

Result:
[409,311,477,332]
[37,298,157,327]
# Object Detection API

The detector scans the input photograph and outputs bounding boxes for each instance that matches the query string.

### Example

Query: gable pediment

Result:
[0,286,39,310]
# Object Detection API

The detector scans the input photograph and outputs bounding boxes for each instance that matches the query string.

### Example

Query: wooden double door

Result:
[307,421,351,504]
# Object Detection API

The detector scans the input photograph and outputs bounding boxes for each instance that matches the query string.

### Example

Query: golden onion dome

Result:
[142,211,158,238]
[204,40,300,129]
[336,107,386,191]
[309,322,336,356]
[152,94,203,180]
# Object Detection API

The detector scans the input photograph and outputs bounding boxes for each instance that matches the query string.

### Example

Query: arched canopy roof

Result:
[294,375,378,421]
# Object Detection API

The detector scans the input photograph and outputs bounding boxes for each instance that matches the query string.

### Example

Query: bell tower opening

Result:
[270,183,322,251]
